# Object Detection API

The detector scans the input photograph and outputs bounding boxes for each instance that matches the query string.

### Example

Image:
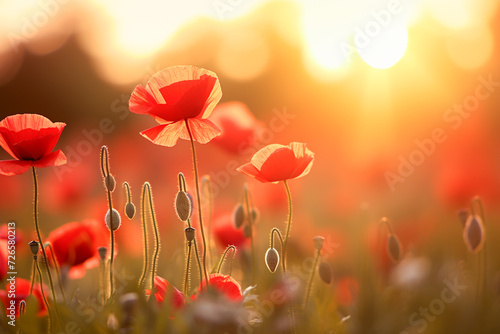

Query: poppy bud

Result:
[175,191,192,221]
[105,208,122,231]
[313,236,325,251]
[185,227,196,242]
[125,202,136,220]
[250,208,259,224]
[387,234,402,262]
[19,300,26,315]
[104,174,116,192]
[463,215,485,254]
[98,246,107,260]
[265,248,280,273]
[28,240,39,255]
[234,204,246,228]
[318,261,333,285]
[457,209,468,227]
[243,224,252,238]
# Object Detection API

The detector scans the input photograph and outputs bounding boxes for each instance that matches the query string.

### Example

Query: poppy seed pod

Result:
[104,174,116,192]
[175,191,192,221]
[234,204,246,228]
[185,227,196,242]
[313,236,325,251]
[387,234,402,262]
[243,224,252,238]
[28,240,39,255]
[105,208,122,231]
[98,247,108,260]
[125,202,136,220]
[265,248,280,273]
[463,215,485,254]
[318,261,333,285]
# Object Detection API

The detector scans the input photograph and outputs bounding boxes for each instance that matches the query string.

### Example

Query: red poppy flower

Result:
[212,213,248,249]
[129,65,222,147]
[0,114,66,176]
[0,240,7,281]
[147,276,185,310]
[45,219,109,279]
[0,278,48,317]
[335,276,358,306]
[195,274,242,302]
[237,142,314,183]
[209,102,263,154]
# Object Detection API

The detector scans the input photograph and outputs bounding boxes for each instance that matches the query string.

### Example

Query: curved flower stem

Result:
[193,238,205,288]
[34,256,52,331]
[282,180,293,272]
[183,240,193,296]
[138,183,149,289]
[243,185,256,284]
[144,182,161,295]
[29,258,36,295]
[31,167,58,305]
[101,147,115,301]
[44,243,66,303]
[270,228,286,273]
[124,182,132,203]
[303,248,321,310]
[185,119,209,286]
[216,245,236,274]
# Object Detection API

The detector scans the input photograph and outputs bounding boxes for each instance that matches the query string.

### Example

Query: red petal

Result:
[135,66,222,123]
[207,274,242,302]
[259,147,297,182]
[32,150,67,168]
[179,118,221,144]
[140,122,184,147]
[129,85,158,115]
[152,276,185,309]
[0,159,31,176]
[287,142,314,179]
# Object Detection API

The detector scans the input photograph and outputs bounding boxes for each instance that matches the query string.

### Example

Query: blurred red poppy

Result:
[0,114,66,176]
[0,240,7,281]
[195,274,242,302]
[212,213,248,249]
[209,102,263,154]
[0,278,48,317]
[237,142,314,183]
[148,276,185,309]
[45,219,109,279]
[335,276,358,306]
[129,65,222,147]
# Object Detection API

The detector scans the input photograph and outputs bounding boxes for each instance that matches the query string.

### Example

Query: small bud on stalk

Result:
[265,248,280,273]
[105,208,122,231]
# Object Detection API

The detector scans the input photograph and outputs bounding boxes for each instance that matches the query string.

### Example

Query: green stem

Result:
[216,245,236,274]
[185,119,209,286]
[34,256,52,331]
[145,183,161,295]
[303,249,321,310]
[138,184,149,289]
[282,180,293,272]
[31,167,58,305]
[202,176,214,268]
[243,185,256,284]
[101,146,115,301]
[270,228,286,273]
[44,243,66,303]
[193,238,205,288]
[183,241,192,296]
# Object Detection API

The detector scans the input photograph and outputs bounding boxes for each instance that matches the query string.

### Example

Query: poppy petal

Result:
[0,160,31,176]
[259,147,297,182]
[288,142,314,179]
[32,150,67,168]
[250,144,286,170]
[129,85,158,115]
[140,122,184,147]
[179,118,221,144]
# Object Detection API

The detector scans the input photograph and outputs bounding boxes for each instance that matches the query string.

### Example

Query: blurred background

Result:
[0,0,499,269]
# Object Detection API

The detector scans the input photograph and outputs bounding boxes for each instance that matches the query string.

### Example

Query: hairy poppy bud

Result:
[185,227,196,242]
[98,246,107,260]
[234,204,246,228]
[175,191,192,221]
[313,236,325,251]
[318,261,333,285]
[105,208,122,231]
[265,248,280,273]
[28,240,39,255]
[19,300,26,315]
[125,202,136,220]
[387,234,402,262]
[463,215,485,254]
[104,174,116,192]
